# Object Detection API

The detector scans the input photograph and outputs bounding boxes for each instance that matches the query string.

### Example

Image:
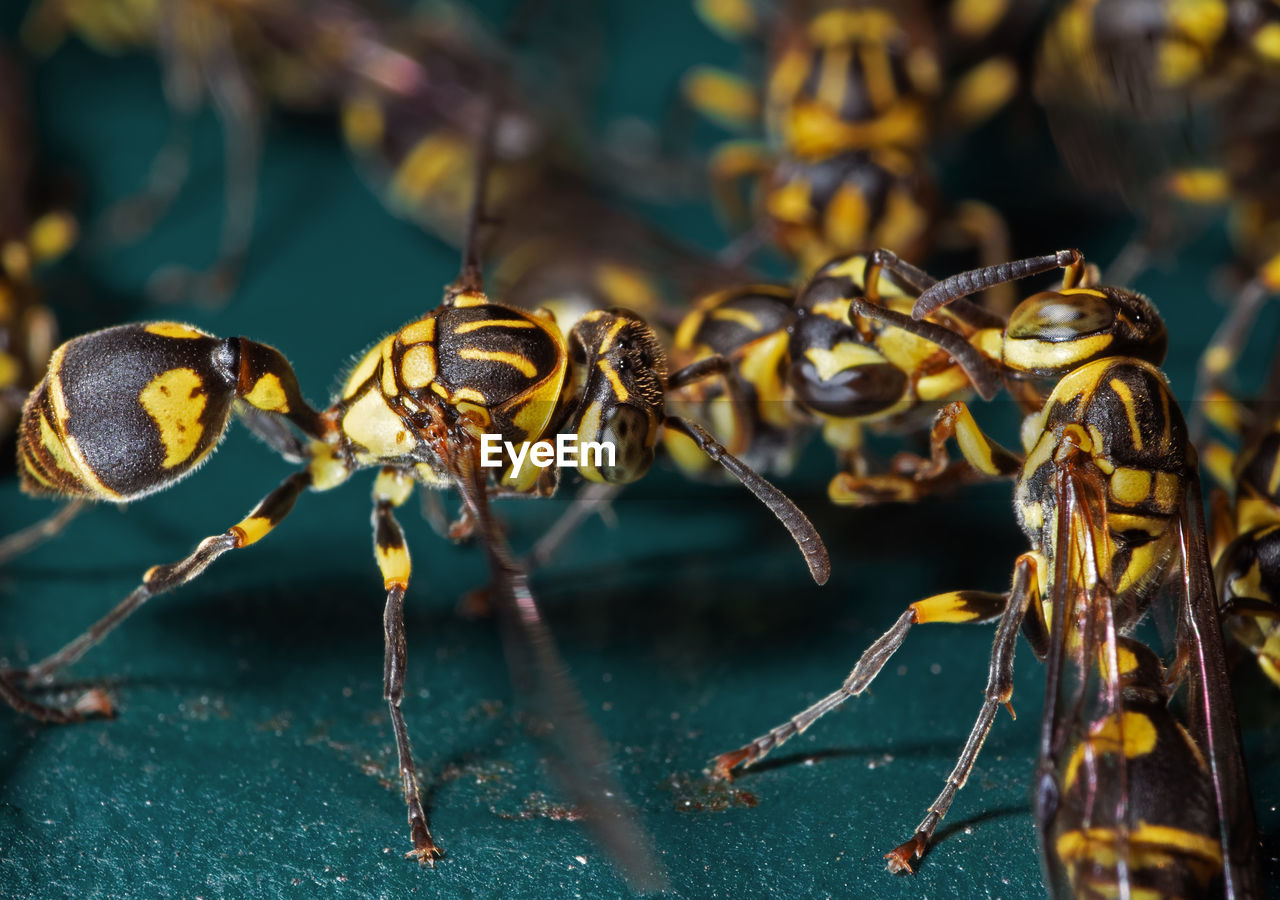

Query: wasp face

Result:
[1002,287,1167,377]
[566,309,667,483]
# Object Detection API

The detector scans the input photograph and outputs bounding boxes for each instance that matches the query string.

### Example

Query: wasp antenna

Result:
[848,297,1003,401]
[913,249,1081,320]
[665,416,830,584]
[449,91,504,299]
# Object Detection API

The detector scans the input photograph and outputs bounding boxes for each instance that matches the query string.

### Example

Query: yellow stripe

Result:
[453,318,537,334]
[709,306,763,331]
[457,348,538,377]
[598,359,629,403]
[232,515,275,547]
[1109,377,1143,451]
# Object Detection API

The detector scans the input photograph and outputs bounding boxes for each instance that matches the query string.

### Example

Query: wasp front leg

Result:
[371,468,442,863]
[711,562,1035,780]
[706,140,773,235]
[829,401,1020,505]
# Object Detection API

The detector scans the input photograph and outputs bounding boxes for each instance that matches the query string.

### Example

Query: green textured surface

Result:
[1,4,1278,898]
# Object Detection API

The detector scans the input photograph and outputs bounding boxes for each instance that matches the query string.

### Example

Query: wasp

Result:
[0,103,828,885]
[684,0,1020,276]
[711,249,1261,895]
[658,250,1002,504]
[22,0,546,302]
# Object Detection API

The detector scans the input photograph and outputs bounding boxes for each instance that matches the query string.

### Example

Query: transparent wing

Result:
[453,454,668,893]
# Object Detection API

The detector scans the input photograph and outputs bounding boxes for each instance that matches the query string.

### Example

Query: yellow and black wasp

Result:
[684,0,1021,276]
[1035,0,1280,366]
[711,249,1261,895]
[1199,340,1280,690]
[662,248,1010,503]
[21,0,549,302]
[0,100,828,886]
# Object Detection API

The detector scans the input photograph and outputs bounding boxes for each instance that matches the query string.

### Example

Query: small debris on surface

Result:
[663,773,758,813]
[497,791,585,822]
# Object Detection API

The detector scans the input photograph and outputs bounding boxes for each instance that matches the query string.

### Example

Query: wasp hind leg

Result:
[371,470,442,863]
[9,471,310,708]
[711,584,1018,780]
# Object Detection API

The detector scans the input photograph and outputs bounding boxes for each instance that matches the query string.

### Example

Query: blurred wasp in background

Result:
[712,248,1261,895]
[1037,0,1280,436]
[20,0,555,303]
[1200,327,1280,690]
[0,93,829,886]
[682,0,1032,278]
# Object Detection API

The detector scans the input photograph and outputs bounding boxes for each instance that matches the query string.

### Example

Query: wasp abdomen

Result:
[18,323,239,501]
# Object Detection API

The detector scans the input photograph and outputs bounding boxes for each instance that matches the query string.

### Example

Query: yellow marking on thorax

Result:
[392,132,469,204]
[138,368,207,468]
[457,348,537,377]
[453,318,537,334]
[144,322,207,339]
[399,344,438,390]
[244,373,289,413]
[397,319,436,345]
[598,317,628,354]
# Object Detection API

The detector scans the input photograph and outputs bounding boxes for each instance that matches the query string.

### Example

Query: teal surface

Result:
[2,4,1278,898]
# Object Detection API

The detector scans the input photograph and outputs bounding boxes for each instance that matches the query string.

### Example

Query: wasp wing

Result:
[1177,473,1261,897]
[453,454,668,893]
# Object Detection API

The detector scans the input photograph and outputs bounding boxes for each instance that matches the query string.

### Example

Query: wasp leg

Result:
[148,13,262,306]
[371,469,442,864]
[885,554,1039,874]
[0,500,85,567]
[95,11,201,248]
[17,471,310,688]
[830,401,1021,506]
[712,588,1014,779]
[0,669,112,724]
[707,140,772,233]
[1191,277,1271,443]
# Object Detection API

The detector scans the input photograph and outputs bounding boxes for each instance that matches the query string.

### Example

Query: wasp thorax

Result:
[566,309,667,484]
[788,302,906,418]
[1002,288,1167,377]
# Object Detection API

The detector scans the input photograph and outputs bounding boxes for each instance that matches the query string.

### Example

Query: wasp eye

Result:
[1007,292,1114,342]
